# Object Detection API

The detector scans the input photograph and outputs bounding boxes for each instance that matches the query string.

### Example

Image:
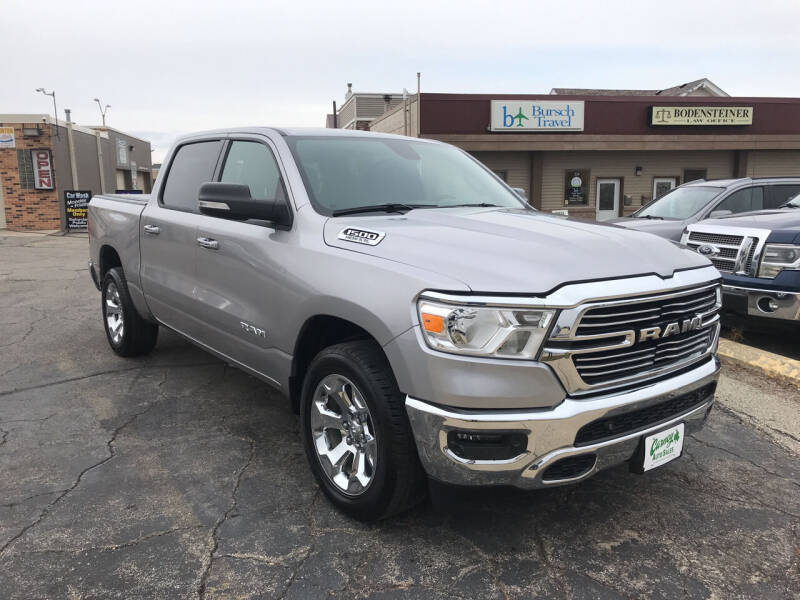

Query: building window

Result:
[492,170,508,182]
[683,168,707,183]
[17,150,35,189]
[652,177,678,200]
[564,169,590,205]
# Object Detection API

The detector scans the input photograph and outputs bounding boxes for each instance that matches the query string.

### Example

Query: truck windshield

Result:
[285,136,525,215]
[634,186,723,220]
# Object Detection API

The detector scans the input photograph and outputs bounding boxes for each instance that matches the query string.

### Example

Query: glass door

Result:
[595,178,620,221]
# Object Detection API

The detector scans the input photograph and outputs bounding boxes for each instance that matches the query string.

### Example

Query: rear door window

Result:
[765,184,800,208]
[161,140,223,212]
[714,186,764,214]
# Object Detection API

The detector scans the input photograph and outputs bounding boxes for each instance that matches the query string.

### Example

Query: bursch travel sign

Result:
[490,100,585,132]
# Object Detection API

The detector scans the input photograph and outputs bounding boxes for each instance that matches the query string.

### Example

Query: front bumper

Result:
[405,356,720,489]
[722,284,800,321]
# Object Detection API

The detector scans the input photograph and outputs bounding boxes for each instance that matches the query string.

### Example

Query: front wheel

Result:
[101,267,158,357]
[300,340,426,521]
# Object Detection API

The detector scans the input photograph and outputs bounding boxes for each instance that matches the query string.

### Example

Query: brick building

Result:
[0,115,152,230]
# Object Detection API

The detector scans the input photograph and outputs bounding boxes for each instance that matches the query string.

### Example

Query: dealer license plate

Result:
[642,423,685,471]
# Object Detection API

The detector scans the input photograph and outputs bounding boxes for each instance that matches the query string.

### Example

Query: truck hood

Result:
[324,207,710,294]
[705,208,800,229]
[607,217,686,241]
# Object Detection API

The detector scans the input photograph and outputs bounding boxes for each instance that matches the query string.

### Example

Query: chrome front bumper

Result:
[405,357,720,489]
[723,284,800,321]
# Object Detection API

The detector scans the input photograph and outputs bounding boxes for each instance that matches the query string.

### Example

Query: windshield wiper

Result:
[639,214,664,220]
[433,203,500,209]
[332,203,430,217]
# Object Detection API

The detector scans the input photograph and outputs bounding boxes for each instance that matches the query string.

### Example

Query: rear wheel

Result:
[101,267,158,357]
[300,340,426,521]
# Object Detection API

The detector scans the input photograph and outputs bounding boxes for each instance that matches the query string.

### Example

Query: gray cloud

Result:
[4,0,799,161]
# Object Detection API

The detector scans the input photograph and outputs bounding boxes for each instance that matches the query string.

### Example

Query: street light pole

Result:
[93,98,111,127]
[35,88,59,139]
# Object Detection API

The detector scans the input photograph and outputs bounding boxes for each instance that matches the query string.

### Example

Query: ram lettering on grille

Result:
[542,284,721,394]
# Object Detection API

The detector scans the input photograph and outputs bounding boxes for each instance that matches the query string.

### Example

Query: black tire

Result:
[101,267,158,357]
[300,340,426,521]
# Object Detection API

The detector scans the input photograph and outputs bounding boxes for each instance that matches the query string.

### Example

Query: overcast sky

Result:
[4,0,799,162]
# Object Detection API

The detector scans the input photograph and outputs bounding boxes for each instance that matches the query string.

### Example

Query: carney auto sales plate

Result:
[642,423,684,471]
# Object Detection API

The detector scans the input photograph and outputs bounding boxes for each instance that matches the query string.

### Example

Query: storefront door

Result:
[595,178,620,221]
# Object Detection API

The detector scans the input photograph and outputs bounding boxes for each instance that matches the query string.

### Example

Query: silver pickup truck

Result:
[88,128,722,520]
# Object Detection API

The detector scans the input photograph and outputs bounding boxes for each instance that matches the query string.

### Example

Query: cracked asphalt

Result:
[0,231,798,599]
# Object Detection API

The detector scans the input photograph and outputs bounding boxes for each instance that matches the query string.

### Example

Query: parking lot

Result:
[0,231,798,599]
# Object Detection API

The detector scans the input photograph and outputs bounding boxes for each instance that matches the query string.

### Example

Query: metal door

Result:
[596,178,620,221]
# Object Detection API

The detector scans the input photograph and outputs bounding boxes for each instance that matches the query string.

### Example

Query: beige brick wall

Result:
[746,151,800,177]
[0,123,60,230]
[540,150,737,216]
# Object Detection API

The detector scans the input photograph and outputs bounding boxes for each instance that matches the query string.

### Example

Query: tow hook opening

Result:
[542,454,597,481]
[446,430,528,461]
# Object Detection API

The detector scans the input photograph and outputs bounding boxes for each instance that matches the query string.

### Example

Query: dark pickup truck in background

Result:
[682,193,800,329]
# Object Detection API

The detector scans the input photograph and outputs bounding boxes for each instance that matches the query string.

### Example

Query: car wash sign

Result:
[490,100,585,132]
[31,149,54,189]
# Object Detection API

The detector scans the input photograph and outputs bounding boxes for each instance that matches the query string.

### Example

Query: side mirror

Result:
[198,182,290,226]
[709,209,732,218]
[512,187,527,200]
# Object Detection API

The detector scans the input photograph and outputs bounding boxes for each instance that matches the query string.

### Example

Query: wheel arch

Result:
[99,245,122,279]
[289,314,392,414]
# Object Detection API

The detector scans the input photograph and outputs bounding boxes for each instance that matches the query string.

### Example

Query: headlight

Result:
[417,298,555,359]
[758,244,800,278]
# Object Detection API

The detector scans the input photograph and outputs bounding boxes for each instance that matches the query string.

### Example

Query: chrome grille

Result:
[576,287,718,336]
[542,283,721,395]
[709,257,734,273]
[685,230,760,275]
[744,243,757,273]
[687,231,743,246]
[574,329,712,385]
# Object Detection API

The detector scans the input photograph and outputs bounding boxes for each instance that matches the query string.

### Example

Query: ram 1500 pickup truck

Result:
[682,193,800,328]
[89,128,722,520]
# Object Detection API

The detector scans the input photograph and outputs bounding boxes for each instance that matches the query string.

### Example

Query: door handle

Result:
[197,237,219,250]
[143,224,160,235]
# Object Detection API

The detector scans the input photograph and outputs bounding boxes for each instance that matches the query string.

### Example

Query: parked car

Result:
[682,192,800,329]
[611,177,800,241]
[88,128,722,520]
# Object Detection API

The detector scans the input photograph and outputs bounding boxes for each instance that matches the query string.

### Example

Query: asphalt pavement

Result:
[1,232,798,599]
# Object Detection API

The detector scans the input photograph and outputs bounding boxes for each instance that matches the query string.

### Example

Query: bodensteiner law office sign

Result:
[651,106,753,126]
[490,100,584,132]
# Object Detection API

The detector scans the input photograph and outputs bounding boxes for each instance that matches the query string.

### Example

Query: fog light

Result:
[446,430,527,461]
[757,297,779,313]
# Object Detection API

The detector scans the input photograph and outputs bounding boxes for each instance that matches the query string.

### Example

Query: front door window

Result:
[596,178,620,221]
[653,177,677,200]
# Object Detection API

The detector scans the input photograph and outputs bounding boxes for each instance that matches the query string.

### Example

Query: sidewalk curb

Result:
[718,338,800,387]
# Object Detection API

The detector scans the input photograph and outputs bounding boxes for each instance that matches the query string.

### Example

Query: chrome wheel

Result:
[310,374,377,496]
[104,282,124,345]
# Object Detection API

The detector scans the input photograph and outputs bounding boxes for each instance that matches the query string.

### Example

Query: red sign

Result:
[31,149,54,190]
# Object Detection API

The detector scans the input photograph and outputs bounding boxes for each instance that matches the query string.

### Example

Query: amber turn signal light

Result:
[421,313,444,333]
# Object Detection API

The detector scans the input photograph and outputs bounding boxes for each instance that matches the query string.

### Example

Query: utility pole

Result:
[93,98,111,127]
[35,88,59,138]
[416,72,421,137]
